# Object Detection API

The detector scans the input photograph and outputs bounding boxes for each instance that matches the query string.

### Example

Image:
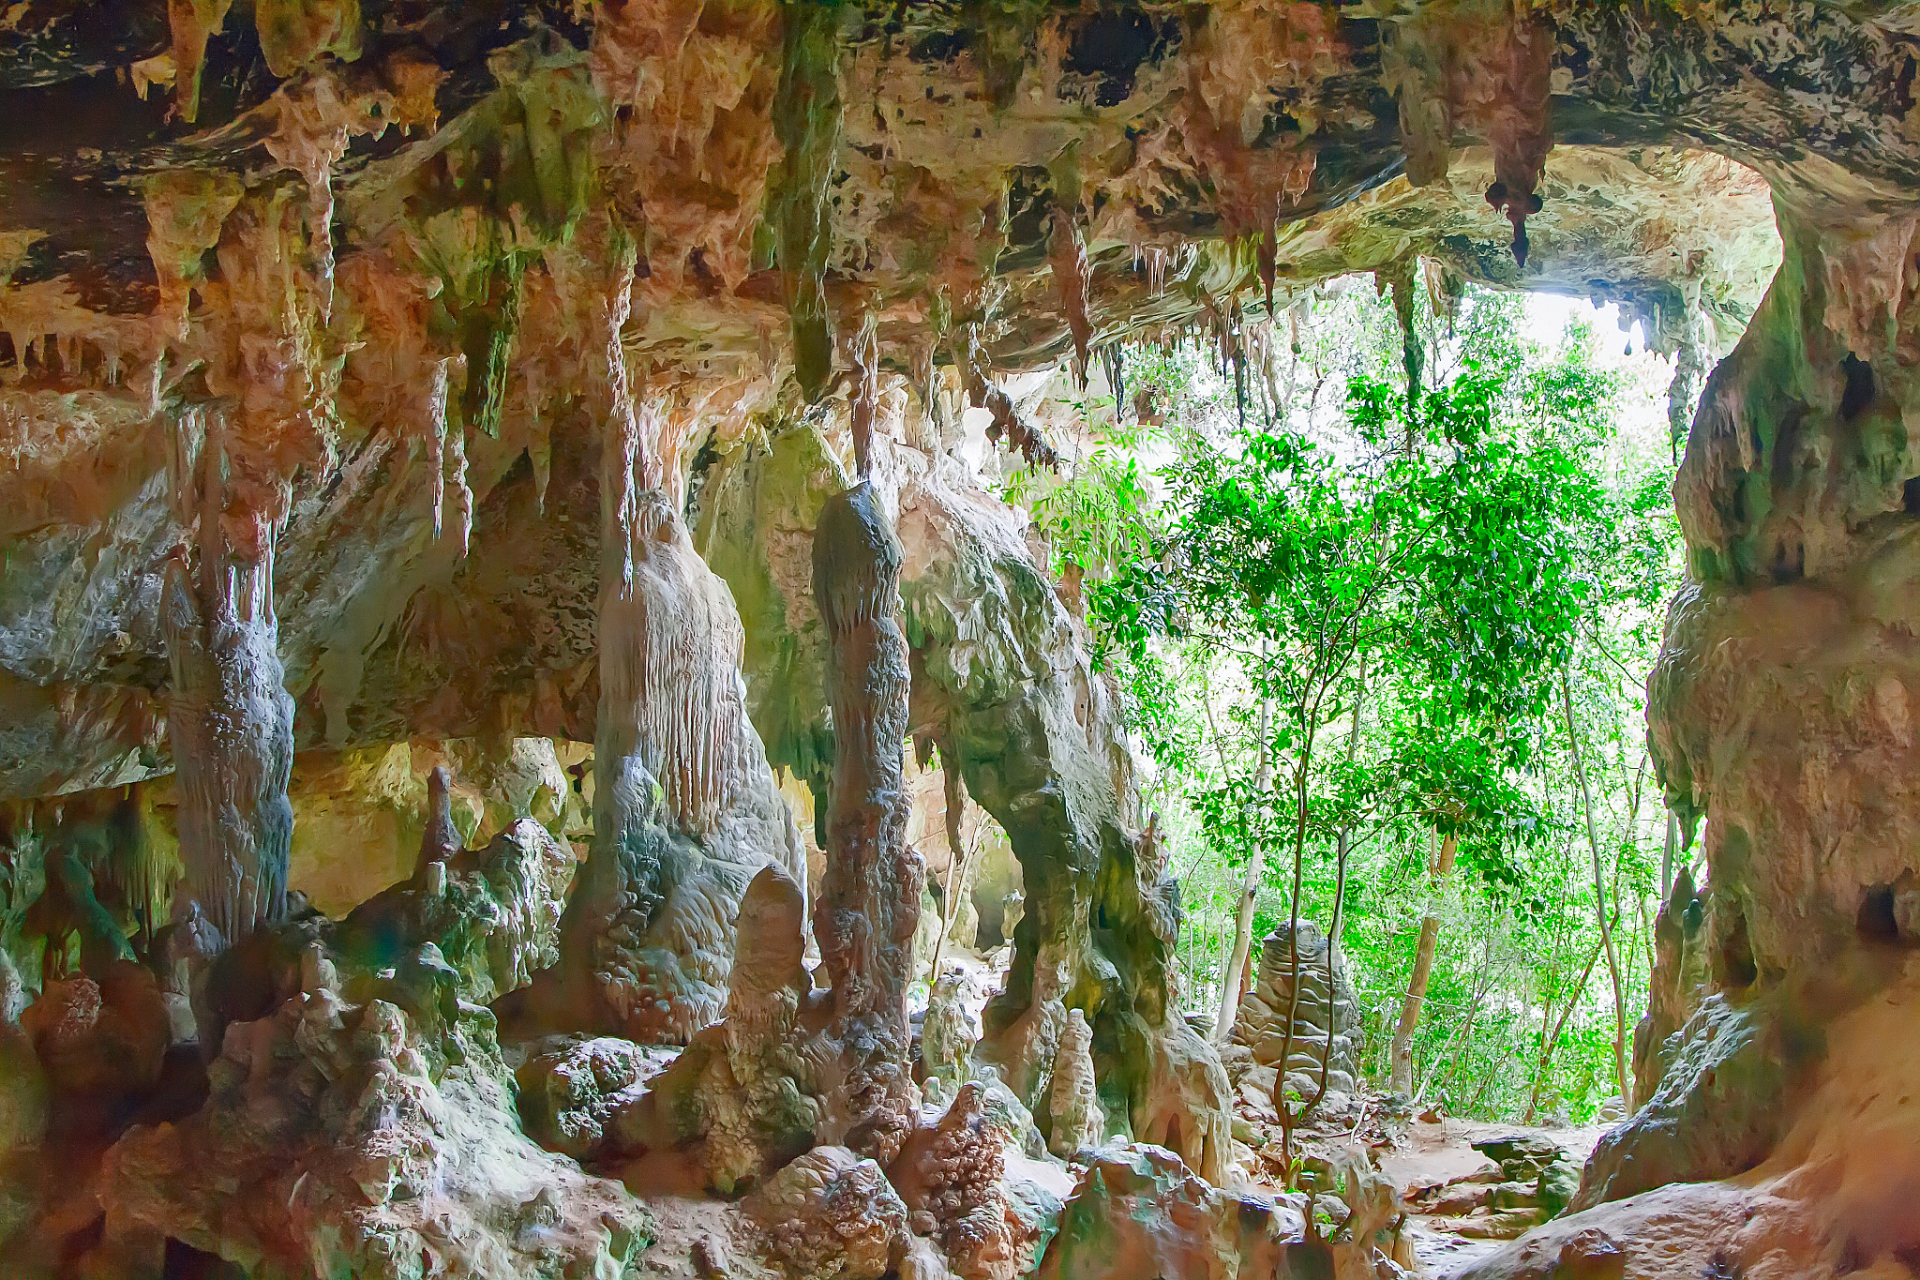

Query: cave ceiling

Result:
[1,0,1915,797]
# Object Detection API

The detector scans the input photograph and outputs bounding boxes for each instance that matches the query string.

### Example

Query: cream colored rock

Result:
[1228,921,1360,1105]
[1465,967,1920,1278]
[747,1145,911,1280]
[1047,1009,1103,1159]
[88,820,645,1280]
[1035,1145,1307,1280]
[616,863,828,1192]
[921,966,979,1107]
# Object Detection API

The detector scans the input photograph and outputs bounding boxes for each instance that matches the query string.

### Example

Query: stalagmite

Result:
[419,765,461,865]
[921,967,977,1109]
[518,230,804,1042]
[813,478,920,1164]
[161,404,296,948]
[957,330,1059,470]
[1047,1009,1102,1159]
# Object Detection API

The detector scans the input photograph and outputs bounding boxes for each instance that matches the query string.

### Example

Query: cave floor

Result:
[1376,1116,1609,1277]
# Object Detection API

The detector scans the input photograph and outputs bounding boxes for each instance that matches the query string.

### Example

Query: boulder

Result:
[747,1146,911,1280]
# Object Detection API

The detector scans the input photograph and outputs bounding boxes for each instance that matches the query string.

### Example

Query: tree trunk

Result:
[1563,669,1632,1112]
[1526,925,1607,1121]
[1389,829,1458,1096]
[1213,688,1272,1041]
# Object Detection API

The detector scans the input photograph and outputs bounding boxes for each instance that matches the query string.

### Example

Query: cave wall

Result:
[1,0,1919,1276]
[1462,133,1920,1280]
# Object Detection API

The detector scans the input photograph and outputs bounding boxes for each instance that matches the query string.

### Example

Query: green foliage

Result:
[1003,273,1685,1123]
[1001,404,1158,582]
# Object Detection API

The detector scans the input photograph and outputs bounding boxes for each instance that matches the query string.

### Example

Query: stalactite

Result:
[912,334,948,444]
[1102,345,1126,423]
[1377,257,1424,407]
[958,327,1059,470]
[1479,16,1553,269]
[1667,311,1709,462]
[849,312,879,479]
[813,479,919,1164]
[771,0,844,403]
[1139,245,1168,297]
[427,356,450,541]
[166,0,234,125]
[1049,204,1094,385]
[436,253,532,444]
[1256,226,1278,316]
[264,74,378,323]
[599,228,646,503]
[1423,258,1465,337]
[591,237,745,839]
[160,404,296,949]
[445,416,473,558]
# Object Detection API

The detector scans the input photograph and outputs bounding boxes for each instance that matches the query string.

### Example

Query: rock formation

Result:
[746,1145,911,1280]
[1226,921,1360,1114]
[1,0,1917,1276]
[1045,1009,1103,1160]
[812,479,922,1165]
[1631,865,1709,1108]
[920,966,979,1109]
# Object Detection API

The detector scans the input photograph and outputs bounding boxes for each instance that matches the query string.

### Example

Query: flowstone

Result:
[617,862,829,1192]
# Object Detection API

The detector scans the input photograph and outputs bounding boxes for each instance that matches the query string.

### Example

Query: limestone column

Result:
[1589,199,1920,1207]
[161,403,296,948]
[812,478,921,1163]
[524,230,804,1044]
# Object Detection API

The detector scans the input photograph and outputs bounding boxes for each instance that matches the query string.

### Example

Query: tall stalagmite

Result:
[516,237,805,1044]
[812,479,921,1164]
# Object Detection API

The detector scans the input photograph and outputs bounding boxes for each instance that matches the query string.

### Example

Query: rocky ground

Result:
[1380,1117,1608,1277]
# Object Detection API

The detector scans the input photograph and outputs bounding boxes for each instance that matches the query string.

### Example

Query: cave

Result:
[2,2,1917,1278]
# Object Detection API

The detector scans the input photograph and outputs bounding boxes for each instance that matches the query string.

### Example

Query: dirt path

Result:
[1377,1116,1608,1277]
